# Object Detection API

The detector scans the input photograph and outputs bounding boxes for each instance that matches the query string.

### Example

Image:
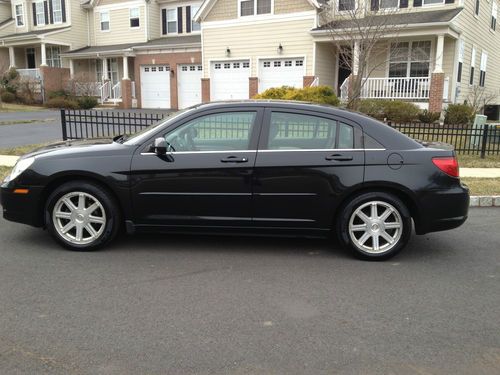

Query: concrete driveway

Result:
[0,208,499,374]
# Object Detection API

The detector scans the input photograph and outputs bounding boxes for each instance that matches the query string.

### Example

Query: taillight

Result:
[432,156,459,177]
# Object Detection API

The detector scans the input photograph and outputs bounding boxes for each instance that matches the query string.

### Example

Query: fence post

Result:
[60,109,67,141]
[480,124,489,159]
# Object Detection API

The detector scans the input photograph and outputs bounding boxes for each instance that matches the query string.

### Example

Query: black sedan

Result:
[1,101,469,260]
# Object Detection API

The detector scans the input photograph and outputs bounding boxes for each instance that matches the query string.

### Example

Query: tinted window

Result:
[267,112,337,150]
[338,122,354,149]
[164,112,256,152]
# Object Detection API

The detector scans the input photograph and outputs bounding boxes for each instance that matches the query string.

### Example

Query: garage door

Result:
[177,64,202,109]
[211,60,250,101]
[141,65,171,109]
[259,58,304,93]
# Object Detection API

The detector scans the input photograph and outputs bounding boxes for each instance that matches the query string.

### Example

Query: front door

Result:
[107,58,119,86]
[130,108,263,228]
[253,109,364,230]
[26,48,36,69]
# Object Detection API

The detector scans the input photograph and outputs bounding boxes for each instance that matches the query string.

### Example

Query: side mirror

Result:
[153,137,167,155]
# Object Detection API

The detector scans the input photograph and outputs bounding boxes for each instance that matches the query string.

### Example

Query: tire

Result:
[45,181,120,251]
[337,192,412,261]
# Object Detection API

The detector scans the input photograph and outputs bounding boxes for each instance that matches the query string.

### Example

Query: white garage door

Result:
[211,60,250,101]
[141,65,171,109]
[177,64,202,109]
[259,58,304,93]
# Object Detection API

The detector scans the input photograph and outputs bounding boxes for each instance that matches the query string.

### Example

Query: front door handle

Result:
[221,156,248,163]
[325,154,353,161]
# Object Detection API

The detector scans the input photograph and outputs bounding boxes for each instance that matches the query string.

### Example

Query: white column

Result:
[102,58,108,81]
[40,43,47,66]
[69,59,75,78]
[353,40,360,76]
[433,34,445,74]
[8,46,15,68]
[122,56,129,80]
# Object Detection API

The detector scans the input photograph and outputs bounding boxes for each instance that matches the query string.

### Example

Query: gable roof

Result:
[195,0,321,22]
[0,26,71,41]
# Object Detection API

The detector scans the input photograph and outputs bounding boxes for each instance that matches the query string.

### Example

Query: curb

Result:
[470,196,500,207]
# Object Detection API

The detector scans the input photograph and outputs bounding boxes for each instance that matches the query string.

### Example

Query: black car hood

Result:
[24,138,115,158]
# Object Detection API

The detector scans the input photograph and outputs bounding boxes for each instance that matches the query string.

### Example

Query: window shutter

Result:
[43,1,49,24]
[444,0,455,4]
[414,0,422,6]
[32,3,37,26]
[177,7,183,33]
[186,6,191,33]
[371,0,379,11]
[61,0,66,22]
[48,0,54,23]
[162,8,167,34]
[400,0,409,8]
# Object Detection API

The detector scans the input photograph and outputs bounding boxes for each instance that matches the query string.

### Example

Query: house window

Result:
[475,0,480,16]
[191,5,200,32]
[35,1,45,25]
[240,0,271,16]
[15,4,24,26]
[457,39,464,83]
[492,2,497,31]
[423,0,444,5]
[46,46,61,68]
[479,51,487,87]
[380,0,399,8]
[130,7,140,28]
[389,41,431,78]
[470,47,476,85]
[166,9,177,33]
[52,0,63,23]
[100,11,110,31]
[338,0,355,11]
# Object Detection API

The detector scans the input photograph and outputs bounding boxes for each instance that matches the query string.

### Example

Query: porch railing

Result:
[100,81,110,103]
[17,68,41,80]
[341,76,431,101]
[111,82,121,100]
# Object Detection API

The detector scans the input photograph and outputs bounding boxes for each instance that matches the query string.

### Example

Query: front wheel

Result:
[45,181,120,251]
[337,192,412,260]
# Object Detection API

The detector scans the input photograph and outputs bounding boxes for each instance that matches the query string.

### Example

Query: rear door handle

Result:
[221,156,248,163]
[325,154,353,161]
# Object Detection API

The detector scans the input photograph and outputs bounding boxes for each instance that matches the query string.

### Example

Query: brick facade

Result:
[201,78,210,103]
[429,73,445,113]
[133,52,202,109]
[249,77,258,98]
[303,75,316,87]
[40,66,70,99]
[120,79,132,109]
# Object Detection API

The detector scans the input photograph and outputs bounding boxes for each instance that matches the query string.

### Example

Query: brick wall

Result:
[249,77,258,98]
[201,78,210,103]
[429,73,445,113]
[40,66,70,97]
[133,52,202,109]
[303,75,316,88]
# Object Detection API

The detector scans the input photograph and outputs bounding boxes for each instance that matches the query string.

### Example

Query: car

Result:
[1,101,469,260]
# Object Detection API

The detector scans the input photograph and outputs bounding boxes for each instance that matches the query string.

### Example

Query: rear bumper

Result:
[415,184,470,235]
[0,183,44,227]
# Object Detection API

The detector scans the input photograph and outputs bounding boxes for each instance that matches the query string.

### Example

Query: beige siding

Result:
[0,3,11,20]
[0,19,15,37]
[453,0,500,104]
[204,0,236,22]
[148,1,161,40]
[275,0,314,15]
[0,47,9,69]
[94,6,147,46]
[314,42,336,87]
[203,17,316,77]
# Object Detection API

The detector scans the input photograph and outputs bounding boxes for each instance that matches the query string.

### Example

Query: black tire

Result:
[336,192,412,261]
[45,181,120,251]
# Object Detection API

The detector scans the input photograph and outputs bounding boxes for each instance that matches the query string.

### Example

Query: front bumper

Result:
[415,184,470,235]
[1,182,44,227]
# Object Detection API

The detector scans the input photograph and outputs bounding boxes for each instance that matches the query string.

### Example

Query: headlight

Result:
[4,157,35,183]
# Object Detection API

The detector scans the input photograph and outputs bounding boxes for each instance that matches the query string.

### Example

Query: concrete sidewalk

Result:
[1,154,500,177]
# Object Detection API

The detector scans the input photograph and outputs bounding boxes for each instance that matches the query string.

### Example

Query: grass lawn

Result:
[457,154,500,168]
[461,178,500,196]
[0,103,46,112]
[0,166,11,181]
[0,142,53,156]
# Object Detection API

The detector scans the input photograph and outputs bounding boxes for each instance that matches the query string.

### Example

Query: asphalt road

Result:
[0,208,499,375]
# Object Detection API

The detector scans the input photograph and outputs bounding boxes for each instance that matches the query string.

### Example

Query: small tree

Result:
[466,85,499,116]
[66,72,100,97]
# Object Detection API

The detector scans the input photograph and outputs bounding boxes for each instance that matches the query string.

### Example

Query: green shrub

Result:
[254,85,340,106]
[46,97,79,109]
[418,109,441,123]
[0,67,20,94]
[1,91,16,103]
[383,101,421,123]
[356,99,388,120]
[77,96,98,109]
[444,104,475,125]
[47,90,69,99]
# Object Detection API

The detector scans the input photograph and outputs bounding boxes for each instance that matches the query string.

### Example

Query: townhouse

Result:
[0,0,499,115]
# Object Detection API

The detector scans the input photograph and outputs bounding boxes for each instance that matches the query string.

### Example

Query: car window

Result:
[163,112,256,152]
[267,112,338,150]
[338,122,354,149]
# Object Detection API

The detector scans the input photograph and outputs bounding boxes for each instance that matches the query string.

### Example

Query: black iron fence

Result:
[60,109,500,158]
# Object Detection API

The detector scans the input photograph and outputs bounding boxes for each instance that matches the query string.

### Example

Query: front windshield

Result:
[123,109,192,145]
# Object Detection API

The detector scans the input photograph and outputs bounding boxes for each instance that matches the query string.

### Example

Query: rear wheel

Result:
[45,181,120,251]
[337,192,412,260]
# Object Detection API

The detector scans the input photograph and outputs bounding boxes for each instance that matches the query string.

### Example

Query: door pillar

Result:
[122,56,129,80]
[8,46,15,68]
[40,43,47,66]
[102,58,109,81]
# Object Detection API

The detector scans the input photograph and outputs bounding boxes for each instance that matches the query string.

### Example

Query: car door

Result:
[130,108,263,228]
[252,108,364,230]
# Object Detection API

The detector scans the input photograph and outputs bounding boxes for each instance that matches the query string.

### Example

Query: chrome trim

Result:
[255,193,317,196]
[140,192,252,196]
[140,148,386,156]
